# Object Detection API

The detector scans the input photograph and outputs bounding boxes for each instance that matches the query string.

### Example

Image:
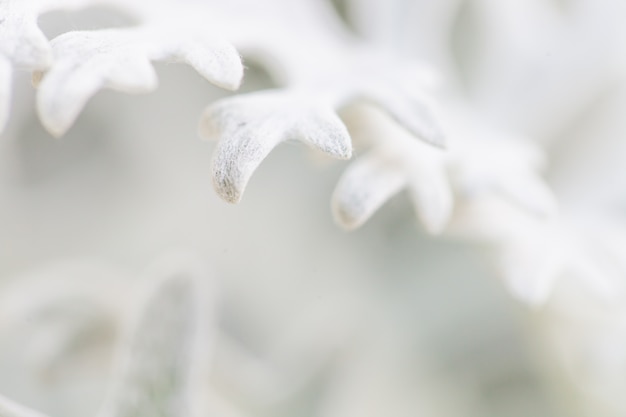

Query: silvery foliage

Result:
[1,0,559,299]
[0,256,216,417]
[343,0,626,310]
[4,0,626,415]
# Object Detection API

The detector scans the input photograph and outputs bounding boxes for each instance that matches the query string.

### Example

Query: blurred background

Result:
[2,1,626,416]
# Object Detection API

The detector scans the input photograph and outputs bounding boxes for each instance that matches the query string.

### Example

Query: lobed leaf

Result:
[332,152,406,230]
[36,27,243,137]
[201,91,352,203]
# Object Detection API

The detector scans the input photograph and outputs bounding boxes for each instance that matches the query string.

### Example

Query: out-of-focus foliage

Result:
[2,0,626,416]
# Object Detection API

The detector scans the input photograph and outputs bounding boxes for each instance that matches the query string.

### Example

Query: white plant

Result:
[1,0,626,416]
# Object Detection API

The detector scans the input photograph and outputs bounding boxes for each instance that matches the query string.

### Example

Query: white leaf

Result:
[0,0,52,134]
[332,152,406,230]
[333,103,451,233]
[37,27,242,136]
[0,1,53,70]
[0,0,137,134]
[36,29,157,136]
[200,91,351,203]
[168,35,242,91]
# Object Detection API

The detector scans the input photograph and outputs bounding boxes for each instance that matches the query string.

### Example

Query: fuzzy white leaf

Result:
[37,27,242,136]
[191,0,445,205]
[36,30,157,136]
[0,0,133,133]
[0,0,52,134]
[333,103,452,233]
[201,91,351,203]
[169,35,242,91]
[0,1,54,70]
[332,152,406,230]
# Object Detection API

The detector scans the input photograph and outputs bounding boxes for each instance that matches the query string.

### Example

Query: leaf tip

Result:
[212,172,244,204]
[331,200,363,231]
